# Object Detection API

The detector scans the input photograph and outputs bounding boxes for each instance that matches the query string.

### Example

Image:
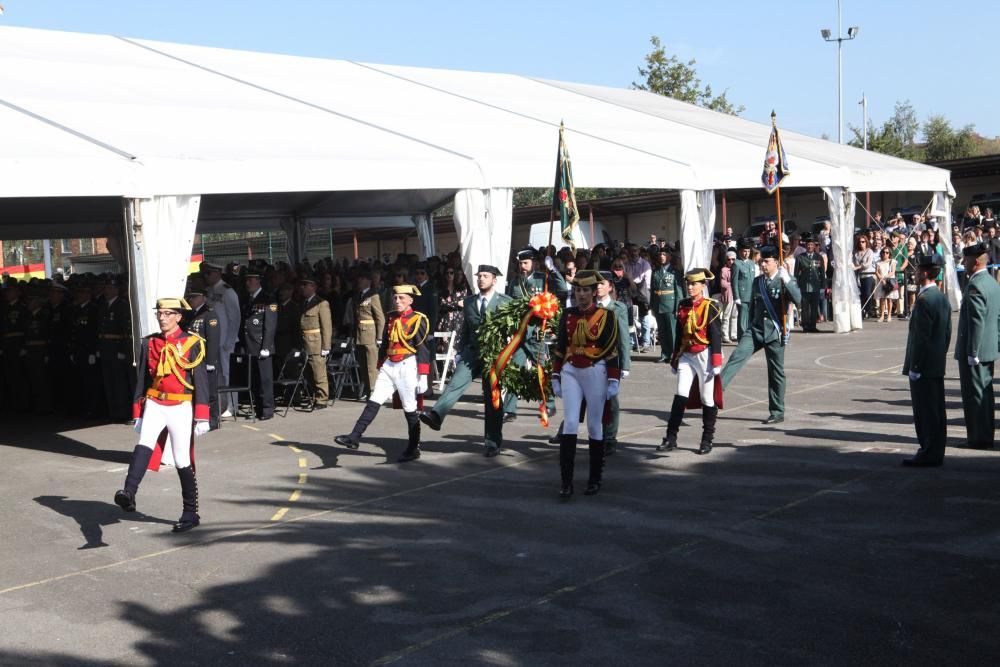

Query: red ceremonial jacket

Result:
[552,304,621,379]
[132,326,210,421]
[378,308,431,375]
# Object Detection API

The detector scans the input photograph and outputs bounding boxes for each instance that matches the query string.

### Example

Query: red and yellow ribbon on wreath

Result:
[487,291,560,426]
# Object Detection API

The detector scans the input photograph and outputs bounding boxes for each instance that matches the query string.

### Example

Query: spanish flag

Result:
[552,122,580,251]
[761,112,790,195]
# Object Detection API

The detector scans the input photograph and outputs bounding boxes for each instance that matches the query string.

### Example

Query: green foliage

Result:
[632,36,744,116]
[478,297,561,401]
[922,114,979,161]
[848,99,994,162]
[848,100,924,160]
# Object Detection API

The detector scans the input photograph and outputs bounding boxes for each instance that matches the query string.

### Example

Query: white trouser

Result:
[137,400,194,468]
[562,361,607,438]
[675,350,715,408]
[370,356,418,412]
[722,301,738,341]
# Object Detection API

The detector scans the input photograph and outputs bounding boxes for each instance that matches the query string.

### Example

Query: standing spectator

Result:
[650,247,684,360]
[241,272,277,421]
[719,251,738,342]
[874,247,899,322]
[732,238,756,339]
[624,243,652,352]
[435,265,470,353]
[346,270,385,401]
[890,234,909,319]
[202,261,241,418]
[795,235,825,332]
[853,236,877,320]
[298,278,333,409]
[904,238,920,317]
[97,277,133,422]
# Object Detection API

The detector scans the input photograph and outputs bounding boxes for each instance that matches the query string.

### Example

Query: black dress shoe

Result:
[397,447,421,462]
[312,402,328,410]
[259,414,273,421]
[419,410,442,431]
[698,442,713,455]
[657,437,677,452]
[559,483,574,499]
[484,447,500,458]
[901,458,942,467]
[172,516,200,533]
[114,490,136,512]
[763,415,784,425]
[548,433,561,445]
[503,412,517,423]
[334,434,360,450]
[584,481,601,496]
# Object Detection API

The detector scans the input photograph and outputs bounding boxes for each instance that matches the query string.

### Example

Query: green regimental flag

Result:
[552,122,580,252]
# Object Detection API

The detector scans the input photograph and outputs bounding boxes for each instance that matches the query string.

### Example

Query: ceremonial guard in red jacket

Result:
[551,270,621,498]
[114,297,210,533]
[336,285,430,462]
[659,268,724,455]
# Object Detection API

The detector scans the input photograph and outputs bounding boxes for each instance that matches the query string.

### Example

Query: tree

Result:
[922,115,979,161]
[848,99,923,160]
[632,36,744,116]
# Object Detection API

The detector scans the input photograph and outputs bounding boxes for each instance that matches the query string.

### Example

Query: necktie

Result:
[479,297,487,315]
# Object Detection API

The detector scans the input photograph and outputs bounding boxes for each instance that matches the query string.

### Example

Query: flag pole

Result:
[772,111,787,340]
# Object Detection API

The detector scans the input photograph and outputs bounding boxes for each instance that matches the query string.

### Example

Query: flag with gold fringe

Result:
[761,112,790,194]
[552,122,580,251]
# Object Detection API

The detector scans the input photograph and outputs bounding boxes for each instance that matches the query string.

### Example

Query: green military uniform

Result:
[732,252,756,340]
[721,258,802,423]
[955,261,1000,449]
[650,264,684,361]
[425,285,515,454]
[600,295,631,450]
[506,266,567,417]
[300,291,333,403]
[903,273,952,465]
[794,244,825,332]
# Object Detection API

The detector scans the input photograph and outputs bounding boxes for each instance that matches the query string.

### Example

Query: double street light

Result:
[820,0,859,144]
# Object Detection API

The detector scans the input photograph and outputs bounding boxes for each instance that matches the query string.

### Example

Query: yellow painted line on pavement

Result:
[289,489,302,503]
[268,433,283,441]
[288,445,303,453]
[0,452,552,596]
[298,457,307,468]
[241,425,261,432]
[298,473,308,484]
[270,507,289,521]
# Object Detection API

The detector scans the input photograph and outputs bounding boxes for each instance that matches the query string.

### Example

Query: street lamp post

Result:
[821,0,859,144]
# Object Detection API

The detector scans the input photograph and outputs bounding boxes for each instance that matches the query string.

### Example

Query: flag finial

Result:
[771,110,777,126]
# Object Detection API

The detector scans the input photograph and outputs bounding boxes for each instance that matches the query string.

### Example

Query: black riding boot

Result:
[173,466,200,533]
[559,433,577,498]
[585,438,605,495]
[335,400,381,449]
[658,395,687,451]
[699,405,718,455]
[114,445,153,512]
[398,411,421,462]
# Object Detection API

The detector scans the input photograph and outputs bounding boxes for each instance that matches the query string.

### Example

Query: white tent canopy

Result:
[0,25,956,336]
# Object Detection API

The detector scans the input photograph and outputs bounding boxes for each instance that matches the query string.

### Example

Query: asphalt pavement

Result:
[2,317,999,666]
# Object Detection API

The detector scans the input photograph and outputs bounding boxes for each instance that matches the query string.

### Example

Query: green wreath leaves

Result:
[478,297,562,402]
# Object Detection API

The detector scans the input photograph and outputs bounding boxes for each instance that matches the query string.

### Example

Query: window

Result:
[79,238,95,255]
[60,239,73,253]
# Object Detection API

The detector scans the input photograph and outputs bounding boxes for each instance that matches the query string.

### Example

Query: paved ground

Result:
[2,319,1000,666]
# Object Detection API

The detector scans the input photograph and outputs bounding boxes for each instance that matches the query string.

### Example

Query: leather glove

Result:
[968,356,980,366]
[259,349,271,358]
[416,375,428,394]
[551,375,562,398]
[133,418,143,434]
[908,371,921,381]
[778,267,791,284]
[607,379,620,399]
[206,364,215,372]
[321,350,330,358]
[116,352,126,360]
[88,354,97,365]
[193,421,210,437]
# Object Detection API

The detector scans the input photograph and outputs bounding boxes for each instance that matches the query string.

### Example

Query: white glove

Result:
[778,267,791,284]
[908,371,921,381]
[544,256,556,271]
[206,364,215,372]
[713,366,722,376]
[193,421,210,437]
[968,356,980,366]
[116,352,126,360]
[133,418,143,434]
[321,350,330,358]
[95,351,101,359]
[671,365,678,375]
[454,354,462,365]
[734,299,742,305]
[622,370,630,379]
[259,349,270,358]
[607,379,620,399]
[88,354,97,365]
[551,376,562,398]
[416,375,428,394]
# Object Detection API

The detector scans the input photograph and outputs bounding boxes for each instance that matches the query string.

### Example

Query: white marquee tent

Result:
[0,25,956,337]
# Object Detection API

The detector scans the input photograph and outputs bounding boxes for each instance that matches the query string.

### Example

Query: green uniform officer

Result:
[506,246,567,419]
[956,242,1000,450]
[421,264,517,457]
[901,253,951,466]
[732,238,756,340]
[721,245,802,424]
[650,247,684,363]
[598,271,631,454]
[794,234,826,332]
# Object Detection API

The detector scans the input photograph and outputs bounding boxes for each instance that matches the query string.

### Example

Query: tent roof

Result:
[0,25,952,203]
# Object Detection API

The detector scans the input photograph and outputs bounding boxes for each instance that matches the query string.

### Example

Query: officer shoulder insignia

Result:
[269,304,278,312]
[209,319,218,327]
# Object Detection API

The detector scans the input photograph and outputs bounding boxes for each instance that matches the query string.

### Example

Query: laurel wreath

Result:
[477,297,561,402]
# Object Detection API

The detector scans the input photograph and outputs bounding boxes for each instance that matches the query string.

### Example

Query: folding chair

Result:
[218,352,255,423]
[274,348,314,417]
[327,337,362,402]
[433,331,457,392]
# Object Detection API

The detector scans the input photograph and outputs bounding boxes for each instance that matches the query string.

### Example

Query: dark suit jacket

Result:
[457,291,511,361]
[185,304,221,367]
[903,285,951,378]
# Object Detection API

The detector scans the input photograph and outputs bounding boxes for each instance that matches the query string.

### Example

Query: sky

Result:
[2,0,997,141]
